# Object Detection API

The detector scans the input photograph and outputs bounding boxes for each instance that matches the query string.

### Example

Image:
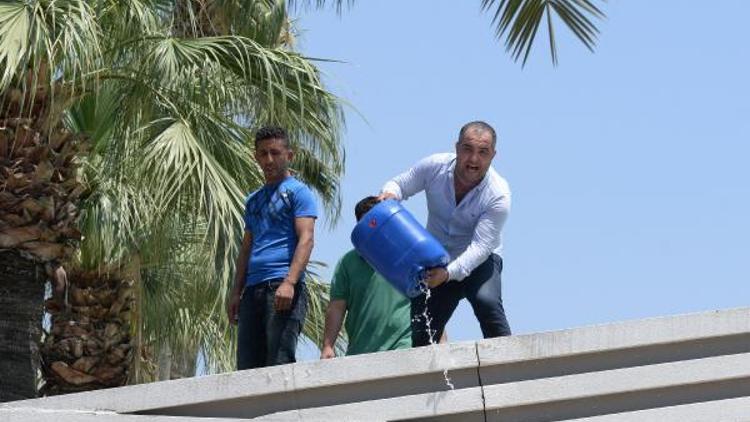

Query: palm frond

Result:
[0,0,101,98]
[0,2,31,90]
[140,224,237,374]
[193,0,292,47]
[480,0,605,65]
[139,118,247,268]
[291,145,342,224]
[289,0,605,65]
[102,33,345,213]
[287,0,354,14]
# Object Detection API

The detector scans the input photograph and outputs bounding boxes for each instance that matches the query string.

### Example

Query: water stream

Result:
[417,282,455,390]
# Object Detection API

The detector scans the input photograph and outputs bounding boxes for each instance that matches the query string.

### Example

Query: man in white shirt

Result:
[379,121,511,346]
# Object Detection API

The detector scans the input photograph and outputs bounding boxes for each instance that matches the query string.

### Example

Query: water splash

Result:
[443,368,455,390]
[418,280,454,390]
[421,286,434,342]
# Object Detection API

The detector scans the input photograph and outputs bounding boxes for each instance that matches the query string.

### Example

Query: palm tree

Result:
[1,0,344,399]
[0,0,98,401]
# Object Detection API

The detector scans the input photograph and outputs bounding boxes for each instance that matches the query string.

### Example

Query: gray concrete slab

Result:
[477,307,750,366]
[254,387,485,422]
[141,342,480,419]
[561,396,750,422]
[0,342,477,417]
[291,341,478,390]
[1,363,297,414]
[482,352,750,421]
[0,407,251,422]
[2,307,748,422]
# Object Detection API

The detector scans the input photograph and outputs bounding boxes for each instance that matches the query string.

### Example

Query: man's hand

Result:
[227,290,242,325]
[376,191,399,202]
[274,280,295,311]
[424,267,449,289]
[320,345,335,359]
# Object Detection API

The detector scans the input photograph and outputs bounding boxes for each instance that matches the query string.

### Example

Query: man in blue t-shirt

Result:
[226,126,317,369]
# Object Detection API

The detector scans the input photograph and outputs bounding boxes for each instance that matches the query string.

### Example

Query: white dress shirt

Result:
[381,153,511,281]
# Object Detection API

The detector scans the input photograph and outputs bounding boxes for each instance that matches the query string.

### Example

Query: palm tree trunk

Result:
[0,250,45,402]
[1,75,84,399]
[40,267,134,395]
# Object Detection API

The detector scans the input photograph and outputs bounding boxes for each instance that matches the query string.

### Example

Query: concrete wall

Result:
[2,307,749,421]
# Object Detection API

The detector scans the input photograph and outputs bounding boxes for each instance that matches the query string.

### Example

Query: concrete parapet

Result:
[2,307,749,421]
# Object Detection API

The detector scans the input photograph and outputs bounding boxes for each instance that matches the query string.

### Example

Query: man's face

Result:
[454,128,496,188]
[255,137,293,183]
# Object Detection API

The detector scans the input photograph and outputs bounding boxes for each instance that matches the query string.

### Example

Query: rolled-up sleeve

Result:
[381,155,437,200]
[446,195,510,281]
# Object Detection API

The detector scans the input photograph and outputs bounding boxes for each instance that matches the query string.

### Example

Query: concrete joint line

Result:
[474,341,488,422]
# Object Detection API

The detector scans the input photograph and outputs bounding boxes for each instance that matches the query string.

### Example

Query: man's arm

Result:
[379,155,437,201]
[321,299,347,359]
[227,230,252,324]
[274,217,315,311]
[424,196,510,287]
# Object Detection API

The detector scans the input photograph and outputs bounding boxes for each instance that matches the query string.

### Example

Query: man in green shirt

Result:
[321,196,412,358]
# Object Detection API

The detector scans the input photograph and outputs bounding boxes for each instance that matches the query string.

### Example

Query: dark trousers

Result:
[411,254,511,346]
[237,279,307,370]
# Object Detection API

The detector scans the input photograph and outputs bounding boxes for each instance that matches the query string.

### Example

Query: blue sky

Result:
[291,0,750,355]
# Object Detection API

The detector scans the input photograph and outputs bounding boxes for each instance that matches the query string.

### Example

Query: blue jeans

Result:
[237,279,307,370]
[411,254,511,346]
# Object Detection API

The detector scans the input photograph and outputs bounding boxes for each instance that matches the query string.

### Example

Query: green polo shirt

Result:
[330,250,412,355]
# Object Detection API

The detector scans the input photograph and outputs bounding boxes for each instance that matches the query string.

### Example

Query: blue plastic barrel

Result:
[351,199,450,298]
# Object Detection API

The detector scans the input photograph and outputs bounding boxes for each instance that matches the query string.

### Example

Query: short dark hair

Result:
[254,125,289,147]
[458,121,497,148]
[355,196,380,221]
